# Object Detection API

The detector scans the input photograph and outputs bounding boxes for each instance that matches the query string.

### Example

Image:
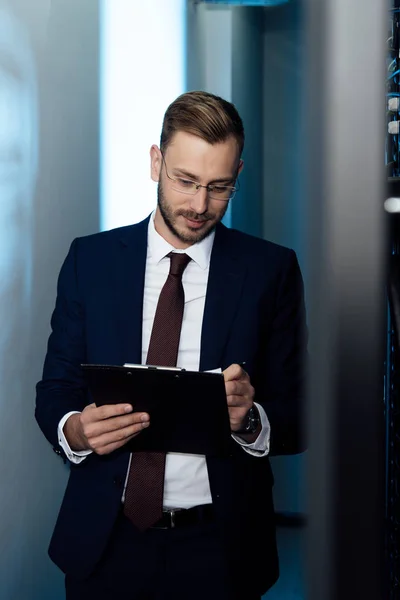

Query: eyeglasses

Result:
[161,154,238,202]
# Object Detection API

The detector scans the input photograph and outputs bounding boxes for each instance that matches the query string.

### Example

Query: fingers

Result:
[89,419,149,455]
[79,403,150,455]
[227,397,251,411]
[81,410,148,438]
[82,410,149,435]
[225,379,250,399]
[89,431,144,456]
[83,402,135,422]
[223,363,248,382]
[224,371,255,431]
[229,407,249,432]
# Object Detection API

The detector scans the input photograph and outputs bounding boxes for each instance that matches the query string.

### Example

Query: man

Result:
[36,90,307,600]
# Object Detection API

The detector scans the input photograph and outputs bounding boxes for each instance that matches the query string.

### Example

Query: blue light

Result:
[201,0,289,5]
[100,0,186,231]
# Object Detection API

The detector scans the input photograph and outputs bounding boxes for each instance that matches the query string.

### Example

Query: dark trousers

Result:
[65,511,261,600]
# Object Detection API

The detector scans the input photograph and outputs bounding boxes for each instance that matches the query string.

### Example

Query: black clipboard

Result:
[81,363,232,456]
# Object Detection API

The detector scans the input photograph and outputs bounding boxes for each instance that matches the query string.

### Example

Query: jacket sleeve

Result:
[255,249,308,456]
[35,238,88,452]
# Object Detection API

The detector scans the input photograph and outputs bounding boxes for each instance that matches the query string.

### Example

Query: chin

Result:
[186,222,214,240]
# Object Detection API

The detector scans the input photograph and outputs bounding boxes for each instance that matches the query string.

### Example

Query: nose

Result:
[188,186,209,215]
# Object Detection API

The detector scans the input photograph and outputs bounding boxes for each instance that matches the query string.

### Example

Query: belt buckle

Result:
[151,508,181,529]
[152,509,177,529]
[169,509,176,529]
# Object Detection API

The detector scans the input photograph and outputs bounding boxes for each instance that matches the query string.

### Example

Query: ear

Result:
[237,159,244,176]
[150,145,162,182]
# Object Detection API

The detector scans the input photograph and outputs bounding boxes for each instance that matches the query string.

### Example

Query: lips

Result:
[184,216,208,228]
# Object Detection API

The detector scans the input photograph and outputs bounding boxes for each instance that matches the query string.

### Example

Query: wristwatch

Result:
[235,405,260,435]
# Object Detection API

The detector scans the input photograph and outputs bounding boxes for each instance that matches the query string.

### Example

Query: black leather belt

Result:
[151,504,214,529]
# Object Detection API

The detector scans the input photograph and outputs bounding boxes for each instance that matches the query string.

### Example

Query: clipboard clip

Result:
[123,363,185,372]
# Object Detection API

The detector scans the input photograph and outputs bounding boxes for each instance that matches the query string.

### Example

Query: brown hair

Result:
[160,91,244,156]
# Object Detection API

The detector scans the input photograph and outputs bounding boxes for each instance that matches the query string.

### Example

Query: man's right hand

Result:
[63,404,150,456]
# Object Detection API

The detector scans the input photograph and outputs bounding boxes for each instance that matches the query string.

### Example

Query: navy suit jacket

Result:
[35,216,307,595]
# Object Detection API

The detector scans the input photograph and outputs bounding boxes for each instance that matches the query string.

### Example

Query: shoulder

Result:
[217,224,296,266]
[76,220,147,249]
[58,218,149,282]
[219,226,305,303]
[68,217,149,258]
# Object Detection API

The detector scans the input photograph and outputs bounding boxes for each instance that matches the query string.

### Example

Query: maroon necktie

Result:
[123,252,191,531]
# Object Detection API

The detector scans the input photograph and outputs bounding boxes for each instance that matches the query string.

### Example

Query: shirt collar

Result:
[147,210,215,270]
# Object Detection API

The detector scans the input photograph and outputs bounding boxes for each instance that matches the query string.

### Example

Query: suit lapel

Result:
[200,224,247,371]
[113,217,149,365]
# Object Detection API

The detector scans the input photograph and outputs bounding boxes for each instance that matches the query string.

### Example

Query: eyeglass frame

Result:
[160,151,240,202]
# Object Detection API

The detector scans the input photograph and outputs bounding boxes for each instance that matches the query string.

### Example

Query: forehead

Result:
[165,131,240,177]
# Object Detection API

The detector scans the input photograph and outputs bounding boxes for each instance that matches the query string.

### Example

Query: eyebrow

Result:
[173,167,235,185]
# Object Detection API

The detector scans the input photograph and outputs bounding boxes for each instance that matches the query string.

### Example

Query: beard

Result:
[157,179,228,245]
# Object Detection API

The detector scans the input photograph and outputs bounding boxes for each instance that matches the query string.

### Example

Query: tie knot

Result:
[168,252,191,278]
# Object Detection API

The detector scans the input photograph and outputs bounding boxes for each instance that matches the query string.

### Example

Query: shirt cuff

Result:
[58,411,92,464]
[231,403,271,457]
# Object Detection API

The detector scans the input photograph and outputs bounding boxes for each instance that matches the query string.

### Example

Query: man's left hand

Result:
[223,363,255,433]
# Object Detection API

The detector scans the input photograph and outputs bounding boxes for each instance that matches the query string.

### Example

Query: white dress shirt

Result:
[58,213,271,509]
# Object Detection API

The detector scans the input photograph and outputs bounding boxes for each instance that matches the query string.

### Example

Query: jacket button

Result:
[113,477,124,488]
[53,447,66,463]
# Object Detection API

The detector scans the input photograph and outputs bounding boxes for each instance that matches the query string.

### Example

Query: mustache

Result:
[177,210,213,222]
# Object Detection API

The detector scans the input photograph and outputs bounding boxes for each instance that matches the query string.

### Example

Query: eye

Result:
[177,178,195,188]
[212,185,229,194]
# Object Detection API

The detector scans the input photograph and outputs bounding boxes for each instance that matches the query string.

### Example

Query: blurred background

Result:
[0,0,390,598]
